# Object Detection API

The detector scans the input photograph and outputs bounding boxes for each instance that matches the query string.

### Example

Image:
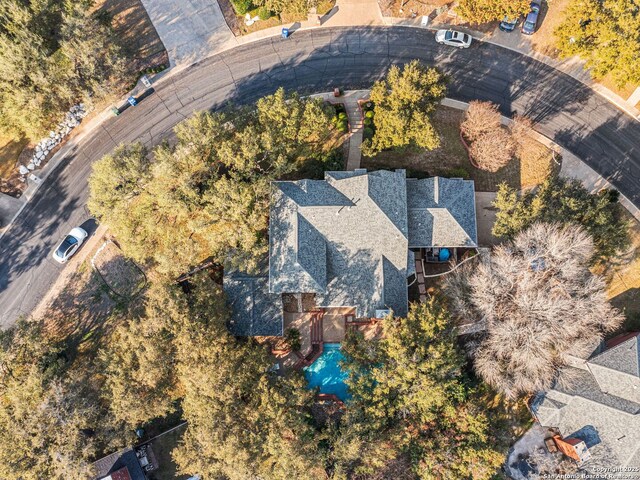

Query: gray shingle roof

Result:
[223,273,283,336]
[269,169,411,318]
[531,334,640,473]
[406,177,478,247]
[589,335,640,377]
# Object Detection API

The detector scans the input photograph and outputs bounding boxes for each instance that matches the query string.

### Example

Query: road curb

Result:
[439,97,640,223]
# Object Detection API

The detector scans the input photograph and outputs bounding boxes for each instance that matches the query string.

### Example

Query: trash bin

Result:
[281,27,290,39]
[127,96,138,107]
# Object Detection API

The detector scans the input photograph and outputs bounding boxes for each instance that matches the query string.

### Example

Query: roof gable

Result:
[406,177,478,247]
[589,335,640,378]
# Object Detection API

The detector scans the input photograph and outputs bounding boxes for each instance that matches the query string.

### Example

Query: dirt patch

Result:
[92,240,147,298]
[96,0,168,75]
[362,106,557,192]
[0,135,29,193]
[378,0,447,19]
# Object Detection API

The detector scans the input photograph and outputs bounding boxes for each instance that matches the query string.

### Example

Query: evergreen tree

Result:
[334,299,505,479]
[89,89,335,277]
[492,176,630,263]
[0,1,124,138]
[362,60,446,156]
[554,0,640,86]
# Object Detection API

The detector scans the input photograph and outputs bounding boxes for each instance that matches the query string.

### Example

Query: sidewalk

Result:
[314,90,369,170]
[382,16,640,120]
[439,97,640,223]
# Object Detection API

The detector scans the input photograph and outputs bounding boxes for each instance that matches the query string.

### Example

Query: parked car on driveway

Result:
[52,227,88,263]
[435,29,472,48]
[522,1,541,35]
[499,15,519,32]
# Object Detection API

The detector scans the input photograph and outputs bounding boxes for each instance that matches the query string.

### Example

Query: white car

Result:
[52,227,88,263]
[435,29,472,48]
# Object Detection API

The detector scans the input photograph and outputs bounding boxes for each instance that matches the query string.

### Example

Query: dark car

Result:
[499,15,518,32]
[522,1,541,35]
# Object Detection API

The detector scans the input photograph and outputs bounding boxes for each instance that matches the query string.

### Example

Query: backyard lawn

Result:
[361,106,557,192]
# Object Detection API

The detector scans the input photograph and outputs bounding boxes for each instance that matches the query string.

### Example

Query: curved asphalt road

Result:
[1,26,639,327]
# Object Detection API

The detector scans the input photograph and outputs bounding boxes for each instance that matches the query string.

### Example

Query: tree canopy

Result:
[492,175,630,263]
[0,320,98,480]
[332,299,505,479]
[0,0,124,138]
[362,60,447,156]
[445,222,623,398]
[457,0,530,24]
[554,0,640,87]
[88,88,335,277]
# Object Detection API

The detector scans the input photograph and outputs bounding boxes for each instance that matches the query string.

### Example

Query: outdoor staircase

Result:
[293,310,324,369]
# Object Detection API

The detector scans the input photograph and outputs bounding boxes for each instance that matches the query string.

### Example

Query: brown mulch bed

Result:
[217,0,243,36]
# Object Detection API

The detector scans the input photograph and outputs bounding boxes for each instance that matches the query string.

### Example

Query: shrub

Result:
[337,119,348,132]
[337,112,347,121]
[232,0,253,15]
[363,127,374,139]
[462,101,514,172]
[365,110,374,119]
[363,117,372,126]
[284,328,301,352]
[257,7,271,19]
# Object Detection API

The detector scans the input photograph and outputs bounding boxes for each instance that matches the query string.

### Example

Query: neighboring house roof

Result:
[268,170,478,319]
[223,272,283,336]
[531,333,640,473]
[92,448,146,480]
[406,177,478,248]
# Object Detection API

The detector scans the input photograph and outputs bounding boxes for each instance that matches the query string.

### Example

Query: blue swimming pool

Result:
[304,343,350,401]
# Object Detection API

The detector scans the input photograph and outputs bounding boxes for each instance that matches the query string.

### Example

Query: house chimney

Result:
[553,435,592,463]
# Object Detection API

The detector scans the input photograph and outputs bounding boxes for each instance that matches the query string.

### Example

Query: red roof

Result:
[109,467,132,480]
[605,331,640,349]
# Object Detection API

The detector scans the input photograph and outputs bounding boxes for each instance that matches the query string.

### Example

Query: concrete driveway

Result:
[139,0,236,67]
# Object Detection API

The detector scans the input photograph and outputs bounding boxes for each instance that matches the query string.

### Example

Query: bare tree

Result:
[461,101,515,172]
[461,101,502,142]
[445,222,624,398]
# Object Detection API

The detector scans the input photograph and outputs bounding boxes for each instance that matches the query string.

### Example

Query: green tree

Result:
[169,274,325,480]
[0,1,124,138]
[457,0,530,24]
[554,0,640,86]
[492,176,630,262]
[89,89,334,277]
[100,315,177,430]
[334,299,505,479]
[0,320,98,480]
[362,60,447,156]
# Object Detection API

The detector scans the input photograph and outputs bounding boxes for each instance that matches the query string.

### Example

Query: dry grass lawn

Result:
[362,106,557,192]
[604,212,640,331]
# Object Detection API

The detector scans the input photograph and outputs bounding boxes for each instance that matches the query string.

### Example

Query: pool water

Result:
[304,343,350,401]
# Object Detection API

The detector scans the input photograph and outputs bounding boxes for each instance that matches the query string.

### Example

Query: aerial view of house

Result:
[2,0,640,477]
[225,168,478,337]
